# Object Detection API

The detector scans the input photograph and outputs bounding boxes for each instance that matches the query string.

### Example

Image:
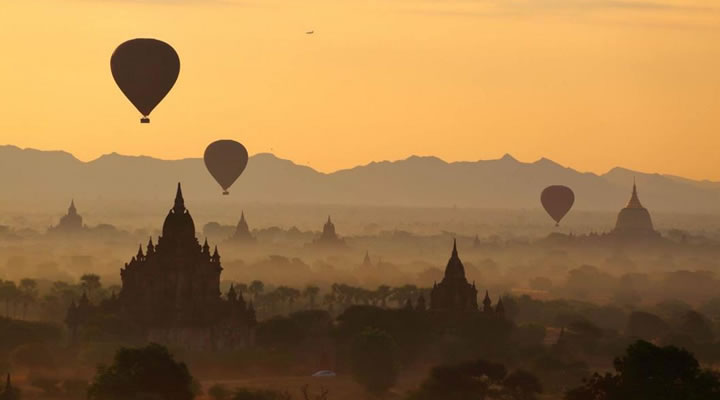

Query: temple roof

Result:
[443,239,467,280]
[626,180,644,209]
[162,183,196,241]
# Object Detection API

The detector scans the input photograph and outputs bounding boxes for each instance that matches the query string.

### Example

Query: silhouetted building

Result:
[362,251,372,268]
[48,200,85,233]
[230,211,256,243]
[67,184,255,350]
[430,240,479,312]
[611,181,660,239]
[310,216,346,247]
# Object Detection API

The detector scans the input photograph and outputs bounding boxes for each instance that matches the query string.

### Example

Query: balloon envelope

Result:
[541,185,575,225]
[204,140,249,195]
[111,39,180,123]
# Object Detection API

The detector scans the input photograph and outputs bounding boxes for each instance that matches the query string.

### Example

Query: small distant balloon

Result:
[541,185,575,226]
[110,39,180,123]
[204,140,249,195]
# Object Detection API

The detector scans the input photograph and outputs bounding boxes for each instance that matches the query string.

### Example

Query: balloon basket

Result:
[140,117,150,123]
[222,191,229,195]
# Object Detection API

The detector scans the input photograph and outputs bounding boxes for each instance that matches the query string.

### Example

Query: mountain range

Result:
[1,145,718,214]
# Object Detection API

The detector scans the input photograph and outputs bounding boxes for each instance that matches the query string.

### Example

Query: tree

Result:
[350,328,398,395]
[303,285,320,309]
[19,279,37,320]
[256,316,304,351]
[566,340,720,400]
[407,359,508,400]
[80,274,102,299]
[87,343,195,400]
[0,281,20,318]
[249,280,265,301]
[626,311,669,340]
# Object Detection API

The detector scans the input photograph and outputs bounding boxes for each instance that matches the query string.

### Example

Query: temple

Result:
[48,200,85,233]
[427,240,504,315]
[361,251,372,268]
[431,240,488,312]
[611,180,660,240]
[66,184,256,350]
[230,211,256,243]
[310,216,346,247]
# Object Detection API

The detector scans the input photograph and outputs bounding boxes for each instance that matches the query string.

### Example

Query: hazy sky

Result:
[1,0,719,179]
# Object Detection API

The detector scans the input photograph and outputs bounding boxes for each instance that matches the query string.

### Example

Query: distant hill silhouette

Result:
[1,145,719,214]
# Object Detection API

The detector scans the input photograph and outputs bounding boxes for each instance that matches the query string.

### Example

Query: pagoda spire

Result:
[173,183,185,213]
[626,178,643,209]
[202,238,210,254]
[483,290,492,312]
[68,199,77,215]
[363,250,372,267]
[452,238,458,257]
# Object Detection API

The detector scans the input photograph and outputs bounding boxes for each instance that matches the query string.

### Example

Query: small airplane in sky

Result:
[306,30,314,34]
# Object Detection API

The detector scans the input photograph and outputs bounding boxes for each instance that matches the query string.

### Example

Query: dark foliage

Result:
[351,327,399,394]
[406,358,542,400]
[87,343,195,400]
[566,340,720,400]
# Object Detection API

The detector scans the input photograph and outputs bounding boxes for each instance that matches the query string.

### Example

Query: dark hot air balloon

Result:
[541,185,575,226]
[204,140,249,195]
[111,39,180,123]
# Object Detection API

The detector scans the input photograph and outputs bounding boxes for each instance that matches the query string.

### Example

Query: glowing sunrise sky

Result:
[1,0,719,179]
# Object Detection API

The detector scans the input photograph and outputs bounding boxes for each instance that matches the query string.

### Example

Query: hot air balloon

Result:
[204,140,249,195]
[541,185,575,226]
[111,39,180,123]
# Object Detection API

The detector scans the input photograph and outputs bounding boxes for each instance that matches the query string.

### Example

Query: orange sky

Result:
[1,0,720,179]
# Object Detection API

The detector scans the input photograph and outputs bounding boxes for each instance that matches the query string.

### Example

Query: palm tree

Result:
[19,279,38,320]
[303,285,320,309]
[286,287,301,311]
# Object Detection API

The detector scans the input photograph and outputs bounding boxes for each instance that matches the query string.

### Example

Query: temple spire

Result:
[68,199,77,215]
[363,250,372,267]
[626,178,643,209]
[174,183,185,213]
[452,238,458,257]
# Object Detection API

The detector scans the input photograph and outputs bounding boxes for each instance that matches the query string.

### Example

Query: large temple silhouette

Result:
[309,216,346,247]
[430,240,503,315]
[67,184,256,350]
[48,200,85,233]
[610,180,660,239]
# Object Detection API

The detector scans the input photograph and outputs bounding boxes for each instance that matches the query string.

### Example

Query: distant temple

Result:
[230,211,256,243]
[48,200,85,233]
[67,184,256,350]
[611,181,660,240]
[310,216,346,247]
[361,251,372,268]
[429,240,503,315]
